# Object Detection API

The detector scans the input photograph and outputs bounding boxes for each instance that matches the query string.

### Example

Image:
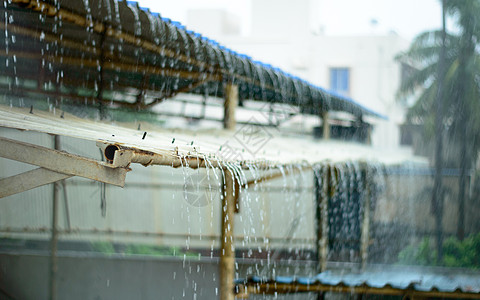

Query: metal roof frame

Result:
[235,269,480,299]
[1,0,387,119]
[0,136,128,197]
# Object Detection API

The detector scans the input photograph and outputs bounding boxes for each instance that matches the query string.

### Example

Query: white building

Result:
[186,0,410,149]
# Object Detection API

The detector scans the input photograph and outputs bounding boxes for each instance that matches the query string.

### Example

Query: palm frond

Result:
[396,31,459,67]
[398,63,438,97]
[406,82,437,122]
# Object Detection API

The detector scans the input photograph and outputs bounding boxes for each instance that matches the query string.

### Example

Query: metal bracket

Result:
[0,136,129,198]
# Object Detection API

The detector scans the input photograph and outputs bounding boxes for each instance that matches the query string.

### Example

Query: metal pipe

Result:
[104,145,120,163]
[101,142,278,170]
[128,149,299,170]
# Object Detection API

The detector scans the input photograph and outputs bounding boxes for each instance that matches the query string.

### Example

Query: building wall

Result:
[309,35,409,148]
[0,252,326,300]
[0,253,221,300]
[187,9,241,40]
[250,0,311,39]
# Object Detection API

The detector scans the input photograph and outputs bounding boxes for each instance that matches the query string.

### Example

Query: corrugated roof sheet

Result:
[236,267,480,296]
[1,0,386,120]
[0,105,425,166]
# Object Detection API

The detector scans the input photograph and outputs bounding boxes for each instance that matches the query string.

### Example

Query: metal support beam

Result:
[0,137,128,188]
[220,170,236,300]
[0,49,220,92]
[0,168,72,198]
[1,7,288,99]
[223,84,238,130]
[322,111,330,140]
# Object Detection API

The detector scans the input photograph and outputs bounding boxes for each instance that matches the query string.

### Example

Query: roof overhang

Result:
[1,0,386,120]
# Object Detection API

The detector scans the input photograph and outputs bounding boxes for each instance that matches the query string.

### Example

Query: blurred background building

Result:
[185,0,410,149]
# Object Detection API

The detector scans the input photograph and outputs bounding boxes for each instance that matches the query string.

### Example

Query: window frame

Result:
[329,67,351,97]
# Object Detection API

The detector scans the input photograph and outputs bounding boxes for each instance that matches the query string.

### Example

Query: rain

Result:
[0,0,480,300]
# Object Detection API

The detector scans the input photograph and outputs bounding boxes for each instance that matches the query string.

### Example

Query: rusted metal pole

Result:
[223,84,238,130]
[220,170,235,300]
[49,135,60,300]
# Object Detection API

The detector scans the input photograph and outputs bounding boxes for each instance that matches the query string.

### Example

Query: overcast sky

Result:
[136,0,445,41]
[316,0,442,39]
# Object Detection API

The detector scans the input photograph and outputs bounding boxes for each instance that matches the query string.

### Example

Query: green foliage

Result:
[90,241,197,258]
[396,0,480,166]
[108,107,165,125]
[91,241,116,255]
[398,238,437,266]
[398,233,480,269]
[125,244,193,257]
[397,1,480,247]
[443,233,480,268]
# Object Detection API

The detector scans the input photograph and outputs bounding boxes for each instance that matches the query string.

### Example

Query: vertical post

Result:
[201,95,207,119]
[357,116,372,145]
[315,166,329,273]
[224,84,238,130]
[360,167,370,270]
[322,111,330,140]
[49,135,60,300]
[366,125,372,145]
[320,168,330,272]
[314,170,321,272]
[234,178,240,214]
[220,170,235,300]
[62,180,71,231]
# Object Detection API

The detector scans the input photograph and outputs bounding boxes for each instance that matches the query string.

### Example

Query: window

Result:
[330,68,350,96]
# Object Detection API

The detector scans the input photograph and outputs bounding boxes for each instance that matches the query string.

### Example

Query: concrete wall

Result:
[0,253,219,300]
[187,9,241,39]
[250,0,311,39]
[0,253,323,300]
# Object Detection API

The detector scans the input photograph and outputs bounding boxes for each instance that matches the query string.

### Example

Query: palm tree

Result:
[444,0,480,241]
[397,0,480,258]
